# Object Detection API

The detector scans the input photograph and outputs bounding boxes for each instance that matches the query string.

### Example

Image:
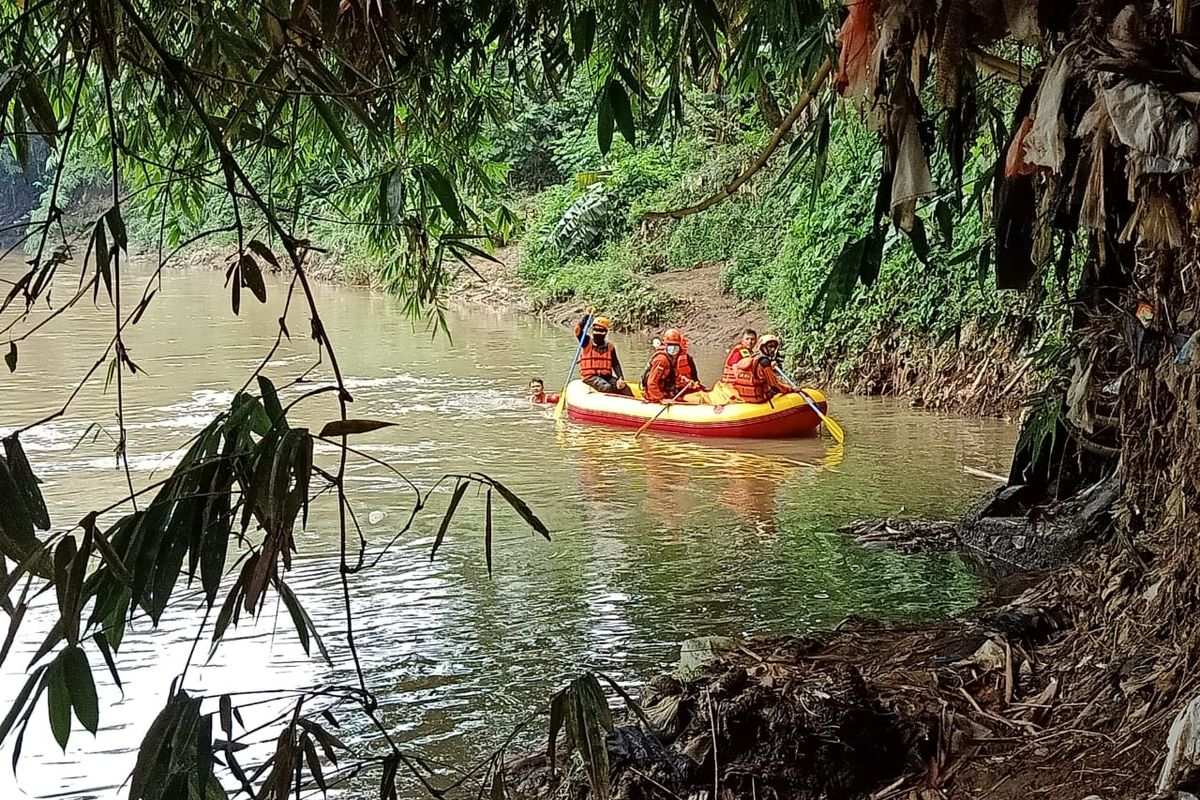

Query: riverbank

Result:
[503,521,1162,800]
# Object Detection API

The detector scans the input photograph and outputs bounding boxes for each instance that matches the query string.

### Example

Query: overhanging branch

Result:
[643,56,833,222]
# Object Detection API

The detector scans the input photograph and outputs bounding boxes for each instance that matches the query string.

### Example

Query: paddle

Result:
[554,314,593,421]
[774,367,846,444]
[634,382,693,438]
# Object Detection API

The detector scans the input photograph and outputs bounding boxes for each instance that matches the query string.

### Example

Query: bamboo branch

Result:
[643,56,833,222]
[971,49,1029,85]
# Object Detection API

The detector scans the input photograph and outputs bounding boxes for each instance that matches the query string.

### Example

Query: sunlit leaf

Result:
[317,419,395,437]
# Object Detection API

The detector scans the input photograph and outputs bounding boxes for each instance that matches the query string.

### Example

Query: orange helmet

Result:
[662,328,684,346]
[591,316,611,333]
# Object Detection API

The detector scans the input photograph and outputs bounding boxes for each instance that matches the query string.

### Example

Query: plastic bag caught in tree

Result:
[1103,80,1200,174]
[835,0,876,99]
[1023,47,1074,173]
[888,87,934,231]
[1005,115,1036,178]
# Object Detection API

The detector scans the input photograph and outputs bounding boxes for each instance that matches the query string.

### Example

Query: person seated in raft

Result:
[574,315,633,396]
[722,327,758,383]
[730,333,793,403]
[527,377,559,405]
[642,329,702,403]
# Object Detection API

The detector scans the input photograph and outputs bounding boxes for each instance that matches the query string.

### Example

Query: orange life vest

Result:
[723,344,753,382]
[579,341,616,379]
[731,357,772,403]
[642,351,676,403]
[677,353,697,384]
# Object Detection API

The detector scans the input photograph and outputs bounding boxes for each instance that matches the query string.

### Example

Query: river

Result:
[0,264,1016,798]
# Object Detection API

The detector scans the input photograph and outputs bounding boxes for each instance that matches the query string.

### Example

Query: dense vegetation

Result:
[506,82,1065,407]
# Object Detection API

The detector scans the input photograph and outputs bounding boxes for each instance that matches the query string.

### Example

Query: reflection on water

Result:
[0,265,1016,798]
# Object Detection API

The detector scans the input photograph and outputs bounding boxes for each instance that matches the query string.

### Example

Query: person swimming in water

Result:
[527,377,560,404]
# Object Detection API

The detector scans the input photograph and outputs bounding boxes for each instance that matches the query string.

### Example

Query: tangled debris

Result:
[838,518,961,552]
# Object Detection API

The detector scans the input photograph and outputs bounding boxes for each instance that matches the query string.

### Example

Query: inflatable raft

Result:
[563,379,827,439]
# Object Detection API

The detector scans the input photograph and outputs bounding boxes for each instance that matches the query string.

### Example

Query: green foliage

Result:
[552,186,611,255]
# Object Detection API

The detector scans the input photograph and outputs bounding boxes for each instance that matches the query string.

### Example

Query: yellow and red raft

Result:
[563,379,828,439]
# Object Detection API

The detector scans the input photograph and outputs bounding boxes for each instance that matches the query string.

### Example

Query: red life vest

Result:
[579,342,616,379]
[731,358,772,403]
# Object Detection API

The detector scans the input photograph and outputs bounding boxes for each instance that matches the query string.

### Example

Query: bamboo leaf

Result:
[485,489,493,576]
[311,95,361,162]
[257,376,286,430]
[277,579,311,655]
[564,674,613,800]
[130,289,157,325]
[418,165,464,227]
[230,264,241,316]
[210,576,244,656]
[19,74,57,142]
[608,80,635,147]
[935,199,955,247]
[47,654,71,749]
[807,111,831,213]
[52,535,81,645]
[92,220,112,303]
[485,476,551,540]
[4,341,15,372]
[248,239,281,270]
[597,91,614,155]
[302,734,328,793]
[571,9,596,61]
[430,480,469,560]
[240,255,267,303]
[908,217,931,266]
[445,238,501,265]
[10,98,27,171]
[317,419,395,437]
[3,435,49,530]
[104,207,127,252]
[91,632,123,696]
[63,645,99,734]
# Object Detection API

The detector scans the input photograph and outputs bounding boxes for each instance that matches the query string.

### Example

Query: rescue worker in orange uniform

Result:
[731,333,792,403]
[723,328,758,382]
[642,329,701,403]
[575,315,633,396]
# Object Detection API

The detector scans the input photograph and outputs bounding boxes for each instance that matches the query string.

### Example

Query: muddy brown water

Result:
[0,265,1016,798]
